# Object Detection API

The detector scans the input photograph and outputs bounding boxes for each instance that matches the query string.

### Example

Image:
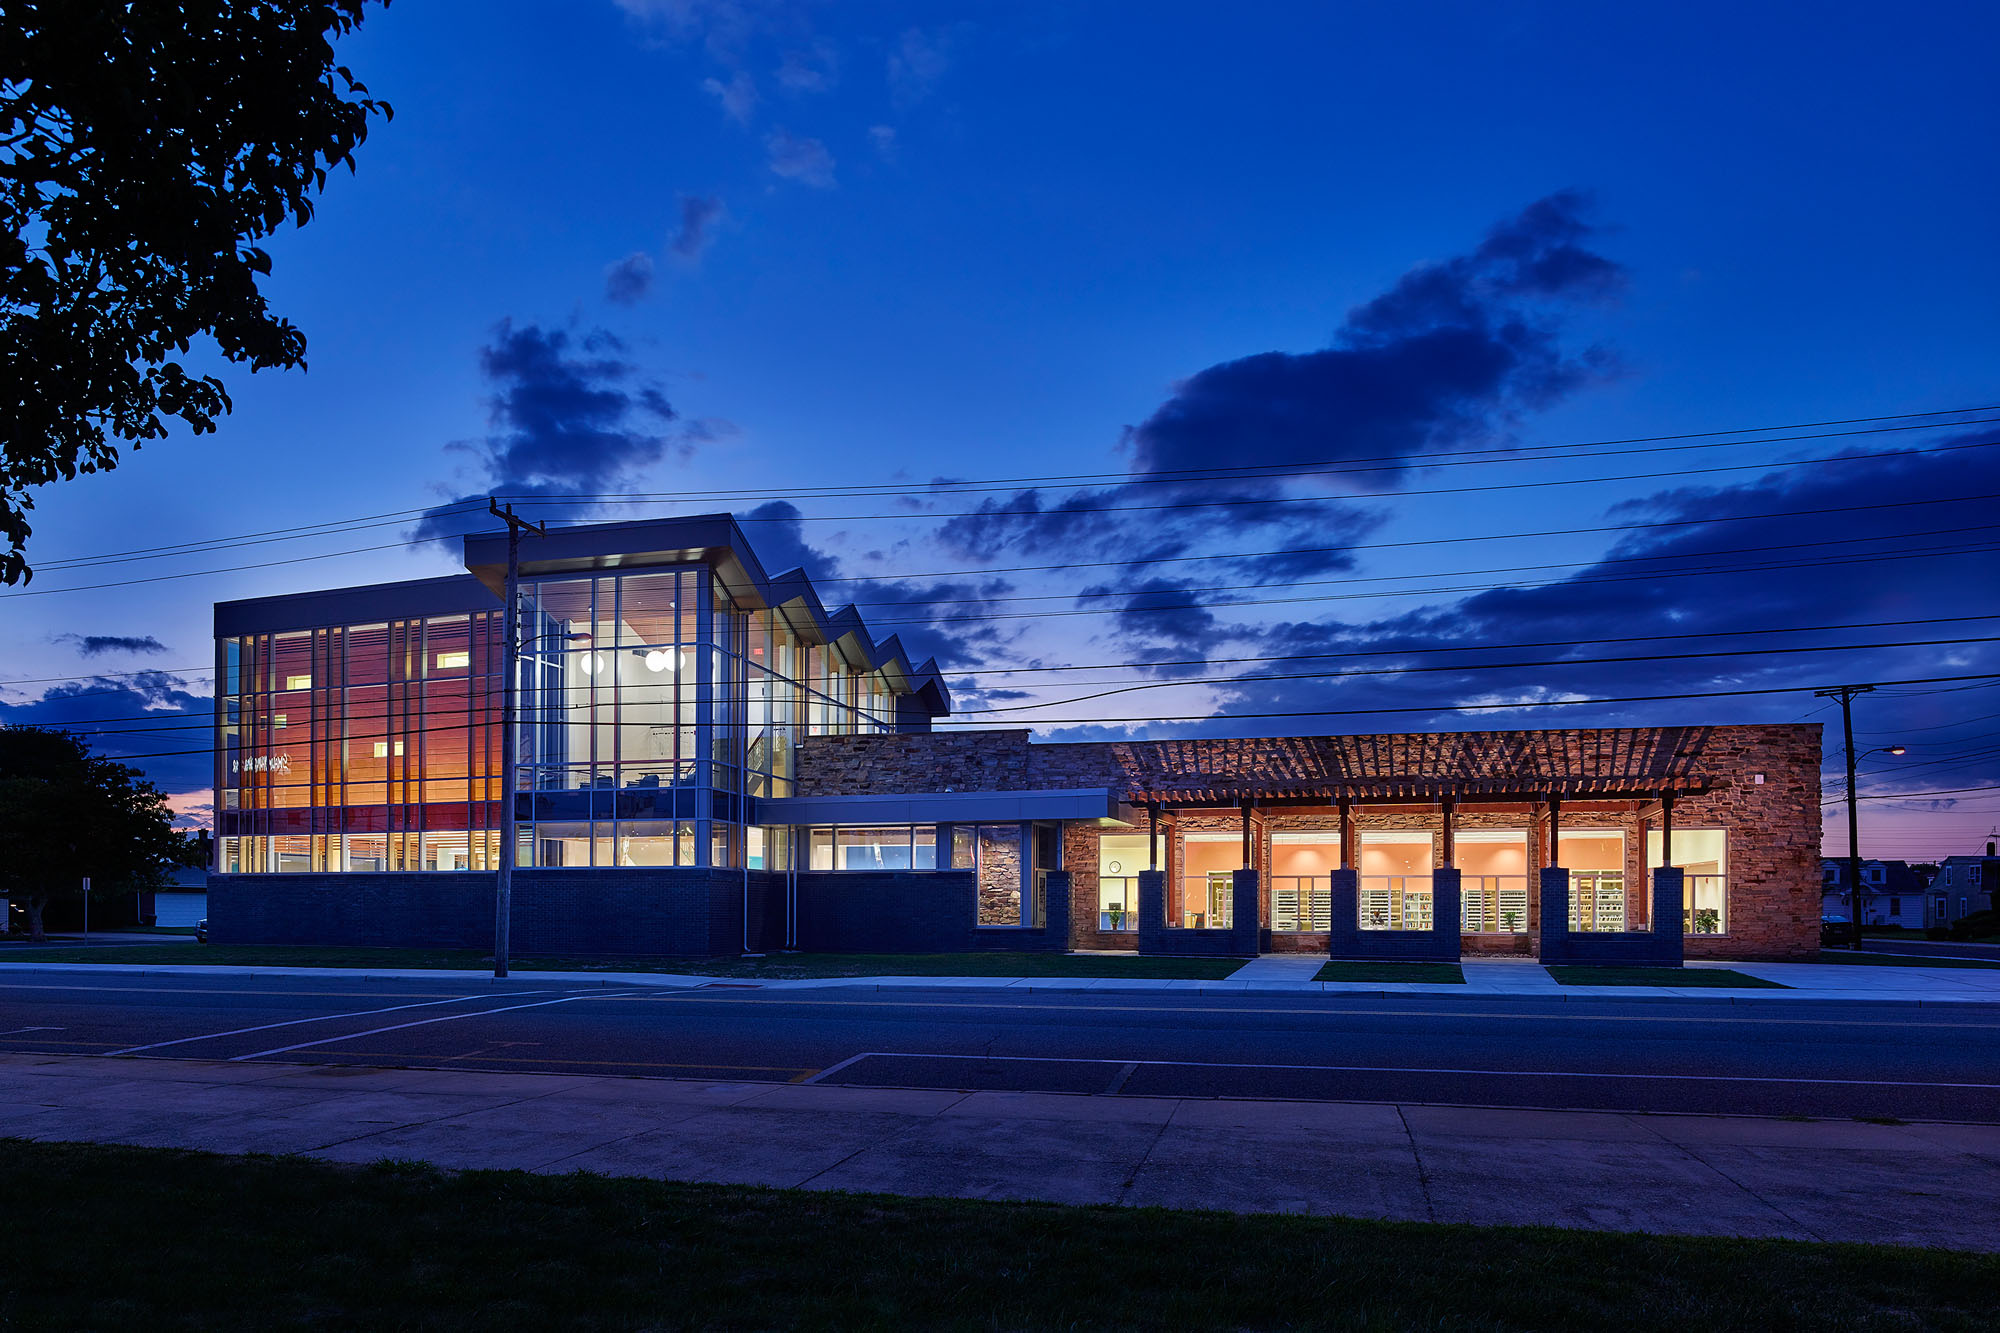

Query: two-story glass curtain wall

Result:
[217,614,502,873]
[513,568,901,868]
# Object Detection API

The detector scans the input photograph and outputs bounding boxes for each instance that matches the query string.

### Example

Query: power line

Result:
[837,529,1992,611]
[509,438,2000,524]
[855,542,2000,626]
[7,477,1998,605]
[13,613,2000,726]
[62,671,2000,762]
[32,407,1994,575]
[54,630,2000,741]
[22,616,2000,731]
[957,636,2000,715]
[505,414,2000,505]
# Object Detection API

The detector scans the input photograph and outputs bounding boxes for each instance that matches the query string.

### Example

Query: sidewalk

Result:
[4,956,1999,1004]
[3,1051,1994,1249]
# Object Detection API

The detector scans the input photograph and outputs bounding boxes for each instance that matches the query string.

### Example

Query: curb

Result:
[3,961,1998,1007]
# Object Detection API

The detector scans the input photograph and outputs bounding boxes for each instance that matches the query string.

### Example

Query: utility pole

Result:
[489,498,546,980]
[1815,684,1874,952]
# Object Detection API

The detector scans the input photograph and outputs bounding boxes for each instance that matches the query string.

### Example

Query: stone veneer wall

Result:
[799,724,1823,959]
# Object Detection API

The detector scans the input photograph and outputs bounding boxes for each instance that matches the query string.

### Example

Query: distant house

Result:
[1821,858,1928,928]
[1928,853,1998,928]
[149,865,208,928]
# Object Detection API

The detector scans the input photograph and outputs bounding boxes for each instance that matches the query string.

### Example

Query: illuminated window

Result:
[435,651,470,669]
[371,741,406,758]
[285,674,312,690]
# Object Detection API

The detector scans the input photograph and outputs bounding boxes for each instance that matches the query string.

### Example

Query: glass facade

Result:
[216,614,501,874]
[219,562,905,873]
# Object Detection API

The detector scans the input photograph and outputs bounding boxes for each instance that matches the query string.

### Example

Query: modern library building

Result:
[212,513,1824,960]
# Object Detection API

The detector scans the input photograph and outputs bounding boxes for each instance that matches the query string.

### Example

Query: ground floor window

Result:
[1360,829,1432,930]
[1562,830,1626,931]
[1270,831,1337,931]
[952,823,1030,926]
[1646,828,1727,934]
[1456,829,1530,933]
[1096,832,1160,931]
[807,825,938,872]
[1179,832,1239,928]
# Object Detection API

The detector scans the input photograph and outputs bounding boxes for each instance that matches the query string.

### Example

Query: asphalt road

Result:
[3,972,1998,1122]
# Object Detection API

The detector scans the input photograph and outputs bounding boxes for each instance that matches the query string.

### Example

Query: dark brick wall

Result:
[1326,868,1462,961]
[211,869,777,957]
[793,870,1064,953]
[1537,867,1686,965]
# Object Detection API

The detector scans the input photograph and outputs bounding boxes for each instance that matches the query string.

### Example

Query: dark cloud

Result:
[415,321,681,541]
[671,195,727,260]
[1181,439,2000,819]
[1124,190,1623,485]
[1073,578,1222,678]
[0,672,212,796]
[55,634,168,658]
[736,501,1017,674]
[931,195,1624,671]
[603,251,655,304]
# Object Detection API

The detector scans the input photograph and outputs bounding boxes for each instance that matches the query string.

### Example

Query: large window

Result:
[1646,828,1728,935]
[220,560,910,875]
[952,823,1034,927]
[1179,832,1239,928]
[1456,829,1529,933]
[1360,829,1432,930]
[1096,832,1160,931]
[217,613,500,873]
[1562,830,1626,931]
[806,826,938,871]
[1270,831,1338,931]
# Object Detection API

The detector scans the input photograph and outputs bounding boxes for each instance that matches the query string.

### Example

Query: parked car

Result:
[195,918,209,945]
[1820,915,1852,947]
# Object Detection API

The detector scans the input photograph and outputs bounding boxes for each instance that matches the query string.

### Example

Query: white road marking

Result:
[0,1026,61,1036]
[230,992,638,1061]
[106,991,561,1055]
[830,1050,2000,1091]
[801,1051,879,1084]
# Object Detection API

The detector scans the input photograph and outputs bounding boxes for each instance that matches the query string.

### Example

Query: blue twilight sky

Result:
[3,0,1998,856]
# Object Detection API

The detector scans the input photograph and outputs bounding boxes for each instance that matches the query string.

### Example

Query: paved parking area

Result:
[4,1051,1998,1249]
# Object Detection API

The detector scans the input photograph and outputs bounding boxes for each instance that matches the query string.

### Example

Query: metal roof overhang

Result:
[463,512,769,607]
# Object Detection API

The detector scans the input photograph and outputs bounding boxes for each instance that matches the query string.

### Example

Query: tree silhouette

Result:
[0,1,391,582]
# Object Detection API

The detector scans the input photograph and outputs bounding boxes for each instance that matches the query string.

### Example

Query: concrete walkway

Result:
[4,957,1998,1004]
[3,1051,1995,1249]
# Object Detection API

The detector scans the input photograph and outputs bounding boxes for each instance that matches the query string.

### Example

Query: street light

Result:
[1834,738,1908,951]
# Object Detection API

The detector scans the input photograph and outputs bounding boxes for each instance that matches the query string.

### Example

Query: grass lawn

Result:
[1315,960,1465,984]
[1813,950,2000,970]
[3,1141,1994,1332]
[0,942,1244,980]
[1545,965,1786,988]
